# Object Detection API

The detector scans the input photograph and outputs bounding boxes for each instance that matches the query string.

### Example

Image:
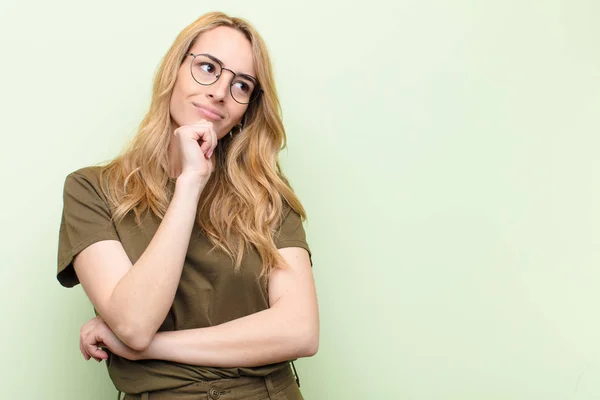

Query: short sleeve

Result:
[57,168,120,287]
[273,205,313,266]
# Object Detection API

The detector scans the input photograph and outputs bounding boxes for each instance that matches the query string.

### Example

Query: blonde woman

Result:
[57,11,318,400]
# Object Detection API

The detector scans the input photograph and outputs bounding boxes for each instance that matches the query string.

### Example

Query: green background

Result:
[1,0,599,398]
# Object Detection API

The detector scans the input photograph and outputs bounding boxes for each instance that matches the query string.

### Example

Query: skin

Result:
[167,26,256,179]
[75,26,319,368]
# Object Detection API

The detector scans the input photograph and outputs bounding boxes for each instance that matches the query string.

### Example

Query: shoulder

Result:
[275,200,306,236]
[62,165,112,207]
[277,201,299,225]
[63,165,106,192]
[279,198,307,223]
[65,165,103,184]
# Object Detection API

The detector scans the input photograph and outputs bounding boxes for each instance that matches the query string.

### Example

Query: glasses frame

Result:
[188,53,263,105]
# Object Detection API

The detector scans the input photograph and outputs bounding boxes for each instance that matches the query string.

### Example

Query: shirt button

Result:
[209,387,221,399]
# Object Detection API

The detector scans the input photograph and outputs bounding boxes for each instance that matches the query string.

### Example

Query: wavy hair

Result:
[99,11,306,278]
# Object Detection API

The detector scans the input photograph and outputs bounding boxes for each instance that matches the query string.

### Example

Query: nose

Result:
[208,69,234,102]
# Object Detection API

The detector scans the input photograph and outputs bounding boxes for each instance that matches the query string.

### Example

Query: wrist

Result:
[175,173,208,197]
[135,346,150,361]
[138,332,163,360]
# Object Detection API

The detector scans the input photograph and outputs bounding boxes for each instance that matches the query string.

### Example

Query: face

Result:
[170,26,256,139]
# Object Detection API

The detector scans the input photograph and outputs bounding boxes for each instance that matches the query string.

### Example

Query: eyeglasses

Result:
[188,53,263,105]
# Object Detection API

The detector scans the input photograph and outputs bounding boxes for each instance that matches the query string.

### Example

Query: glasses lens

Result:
[191,54,221,85]
[231,77,257,104]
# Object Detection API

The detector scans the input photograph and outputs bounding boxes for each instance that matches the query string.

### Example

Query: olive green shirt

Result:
[57,166,311,394]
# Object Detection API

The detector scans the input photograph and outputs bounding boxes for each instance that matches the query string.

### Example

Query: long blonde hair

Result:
[99,12,306,278]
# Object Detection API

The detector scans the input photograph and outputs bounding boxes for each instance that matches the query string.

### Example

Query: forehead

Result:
[189,26,255,76]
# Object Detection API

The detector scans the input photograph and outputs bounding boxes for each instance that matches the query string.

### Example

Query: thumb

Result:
[85,339,108,362]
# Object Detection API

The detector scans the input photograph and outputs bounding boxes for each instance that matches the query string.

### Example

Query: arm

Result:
[139,247,319,367]
[73,121,218,351]
[74,175,204,350]
[81,247,319,366]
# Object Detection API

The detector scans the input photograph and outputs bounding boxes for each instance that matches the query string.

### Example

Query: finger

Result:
[92,337,110,361]
[184,123,210,153]
[80,338,91,361]
[195,121,217,154]
[93,341,109,360]
[198,137,212,156]
[81,346,97,362]
[92,346,109,361]
[179,123,214,158]
[207,125,218,159]
[80,330,93,360]
[87,343,104,362]
[196,128,213,155]
[85,342,103,362]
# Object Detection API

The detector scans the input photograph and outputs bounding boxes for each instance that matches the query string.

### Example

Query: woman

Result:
[57,11,319,400]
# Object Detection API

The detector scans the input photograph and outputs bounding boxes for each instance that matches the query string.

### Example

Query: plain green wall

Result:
[1,0,599,398]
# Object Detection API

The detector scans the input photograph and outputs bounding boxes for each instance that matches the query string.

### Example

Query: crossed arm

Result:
[74,177,319,367]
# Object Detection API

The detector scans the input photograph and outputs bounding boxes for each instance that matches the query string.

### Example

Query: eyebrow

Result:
[203,53,258,83]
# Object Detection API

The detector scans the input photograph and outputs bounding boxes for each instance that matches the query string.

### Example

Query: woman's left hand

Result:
[80,316,142,362]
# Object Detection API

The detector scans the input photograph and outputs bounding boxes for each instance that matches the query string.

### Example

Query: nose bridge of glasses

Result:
[209,67,233,98]
[218,67,237,83]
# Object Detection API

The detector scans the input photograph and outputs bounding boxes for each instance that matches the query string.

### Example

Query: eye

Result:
[233,80,252,93]
[198,61,218,74]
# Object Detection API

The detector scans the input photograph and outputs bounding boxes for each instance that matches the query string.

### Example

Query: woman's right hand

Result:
[173,119,218,183]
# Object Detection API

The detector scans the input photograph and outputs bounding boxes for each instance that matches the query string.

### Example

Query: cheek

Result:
[218,105,248,139]
[230,104,249,126]
[169,86,184,126]
[169,69,195,127]
[170,85,198,129]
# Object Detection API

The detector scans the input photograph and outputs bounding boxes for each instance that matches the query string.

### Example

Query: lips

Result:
[192,102,224,121]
